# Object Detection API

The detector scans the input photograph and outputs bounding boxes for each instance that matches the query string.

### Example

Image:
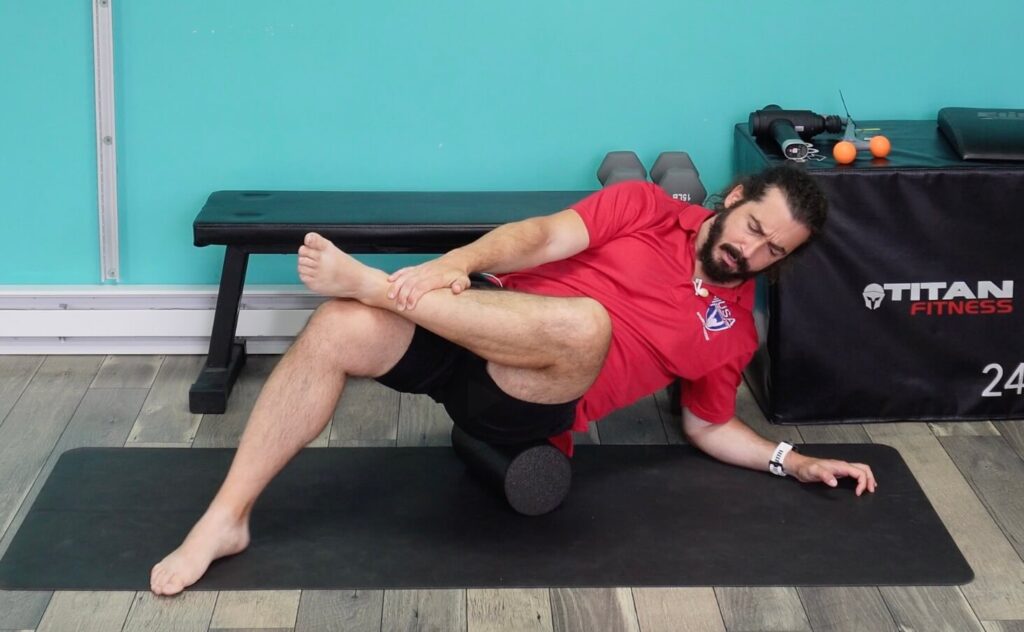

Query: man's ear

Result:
[723,184,744,208]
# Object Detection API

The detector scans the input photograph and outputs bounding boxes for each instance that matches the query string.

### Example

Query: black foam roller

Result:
[450,426,572,516]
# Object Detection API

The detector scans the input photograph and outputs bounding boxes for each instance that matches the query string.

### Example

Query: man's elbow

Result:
[682,408,715,444]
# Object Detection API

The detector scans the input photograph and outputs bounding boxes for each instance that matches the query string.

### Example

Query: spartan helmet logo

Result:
[862,284,885,310]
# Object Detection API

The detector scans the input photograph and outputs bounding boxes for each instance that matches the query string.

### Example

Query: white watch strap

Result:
[769,441,795,477]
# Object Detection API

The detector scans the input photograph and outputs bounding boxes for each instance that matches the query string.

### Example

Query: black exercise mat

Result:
[0,444,972,590]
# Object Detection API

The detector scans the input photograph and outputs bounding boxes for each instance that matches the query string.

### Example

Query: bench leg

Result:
[189,246,250,414]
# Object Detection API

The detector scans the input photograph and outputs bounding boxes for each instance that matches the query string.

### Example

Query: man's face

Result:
[699,185,812,284]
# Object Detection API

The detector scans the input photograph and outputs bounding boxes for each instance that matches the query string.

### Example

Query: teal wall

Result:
[3,1,1022,284]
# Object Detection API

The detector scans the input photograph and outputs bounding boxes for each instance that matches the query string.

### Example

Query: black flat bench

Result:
[191,190,591,414]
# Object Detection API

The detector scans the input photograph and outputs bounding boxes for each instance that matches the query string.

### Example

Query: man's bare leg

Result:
[298,233,612,401]
[151,233,610,596]
[150,300,415,596]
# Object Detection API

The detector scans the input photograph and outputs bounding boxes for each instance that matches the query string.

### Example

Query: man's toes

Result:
[304,232,329,249]
[298,246,321,261]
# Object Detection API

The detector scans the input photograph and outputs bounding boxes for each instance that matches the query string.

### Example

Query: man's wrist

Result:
[780,449,806,476]
[441,248,475,275]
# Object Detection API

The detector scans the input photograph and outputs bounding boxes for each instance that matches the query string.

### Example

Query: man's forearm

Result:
[687,416,807,475]
[442,219,552,275]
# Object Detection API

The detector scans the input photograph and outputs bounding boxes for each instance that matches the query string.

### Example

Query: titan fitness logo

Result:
[862,281,1014,316]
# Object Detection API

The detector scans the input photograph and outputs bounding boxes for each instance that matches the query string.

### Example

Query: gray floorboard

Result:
[930,420,1002,436]
[295,590,383,632]
[940,436,1024,560]
[549,588,640,632]
[651,387,686,445]
[330,378,400,447]
[36,591,135,632]
[983,622,1024,632]
[713,587,811,632]
[381,589,466,631]
[396,393,453,447]
[0,590,51,630]
[466,589,552,632]
[193,355,281,448]
[797,586,896,632]
[631,587,724,632]
[593,395,667,445]
[209,591,301,629]
[127,356,205,446]
[121,591,217,632]
[795,423,871,444]
[879,585,986,632]
[866,423,1024,620]
[995,419,1024,460]
[91,355,164,389]
[0,356,44,426]
[572,423,601,445]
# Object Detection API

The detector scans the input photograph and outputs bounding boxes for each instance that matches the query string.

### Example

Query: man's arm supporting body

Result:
[380,196,878,495]
[387,209,589,310]
[683,407,877,495]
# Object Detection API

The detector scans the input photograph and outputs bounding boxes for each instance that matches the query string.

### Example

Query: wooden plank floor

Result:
[1,354,1024,632]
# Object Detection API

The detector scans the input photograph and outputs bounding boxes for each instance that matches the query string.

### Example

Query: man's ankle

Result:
[207,500,251,523]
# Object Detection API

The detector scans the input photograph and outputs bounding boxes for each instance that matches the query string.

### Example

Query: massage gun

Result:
[749,105,844,161]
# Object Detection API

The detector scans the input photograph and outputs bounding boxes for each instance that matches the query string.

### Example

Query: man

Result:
[150,164,876,596]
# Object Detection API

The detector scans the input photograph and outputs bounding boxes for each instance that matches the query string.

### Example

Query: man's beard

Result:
[698,209,755,284]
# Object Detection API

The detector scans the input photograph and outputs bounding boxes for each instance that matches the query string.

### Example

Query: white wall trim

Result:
[0,285,325,354]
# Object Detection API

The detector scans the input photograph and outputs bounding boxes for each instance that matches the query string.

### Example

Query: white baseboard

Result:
[0,337,295,355]
[0,285,326,354]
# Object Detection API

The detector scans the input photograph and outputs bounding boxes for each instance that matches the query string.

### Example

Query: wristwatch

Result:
[769,441,797,477]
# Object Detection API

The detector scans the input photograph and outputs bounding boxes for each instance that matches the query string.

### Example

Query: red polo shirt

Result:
[496,181,757,456]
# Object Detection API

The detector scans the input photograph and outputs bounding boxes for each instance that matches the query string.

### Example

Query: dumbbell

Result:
[651,152,707,204]
[597,151,647,187]
[451,425,572,516]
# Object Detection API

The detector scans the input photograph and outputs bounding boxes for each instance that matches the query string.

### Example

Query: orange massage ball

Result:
[832,141,857,164]
[869,135,891,158]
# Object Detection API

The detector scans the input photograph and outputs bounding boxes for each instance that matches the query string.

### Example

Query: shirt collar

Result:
[678,205,754,310]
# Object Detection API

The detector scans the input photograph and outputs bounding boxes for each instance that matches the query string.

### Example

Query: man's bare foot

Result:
[298,232,386,301]
[150,506,250,596]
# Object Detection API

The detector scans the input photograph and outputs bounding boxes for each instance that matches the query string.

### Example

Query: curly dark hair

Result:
[715,164,829,238]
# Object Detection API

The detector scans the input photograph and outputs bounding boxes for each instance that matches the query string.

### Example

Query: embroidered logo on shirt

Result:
[696,297,736,341]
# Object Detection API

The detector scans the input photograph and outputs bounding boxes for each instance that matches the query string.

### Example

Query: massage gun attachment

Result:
[749,105,844,161]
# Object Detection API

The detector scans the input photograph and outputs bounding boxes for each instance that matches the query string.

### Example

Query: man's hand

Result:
[786,453,877,496]
[386,256,471,311]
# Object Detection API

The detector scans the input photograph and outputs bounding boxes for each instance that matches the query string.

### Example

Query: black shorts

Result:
[374,276,578,445]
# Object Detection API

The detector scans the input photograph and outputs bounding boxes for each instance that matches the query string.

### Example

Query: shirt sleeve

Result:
[571,181,664,249]
[680,352,754,423]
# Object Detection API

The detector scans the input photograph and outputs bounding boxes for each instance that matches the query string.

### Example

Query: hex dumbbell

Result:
[597,151,647,187]
[650,152,707,204]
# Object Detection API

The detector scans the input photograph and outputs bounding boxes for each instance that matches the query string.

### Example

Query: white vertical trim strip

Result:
[92,0,120,282]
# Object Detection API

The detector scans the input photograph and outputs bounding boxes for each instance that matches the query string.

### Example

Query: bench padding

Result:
[193,190,591,251]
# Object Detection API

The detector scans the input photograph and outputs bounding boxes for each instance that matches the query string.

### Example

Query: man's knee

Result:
[298,299,414,376]
[559,298,611,363]
[298,299,387,362]
[303,299,368,343]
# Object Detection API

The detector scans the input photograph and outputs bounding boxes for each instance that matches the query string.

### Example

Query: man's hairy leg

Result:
[150,300,414,596]
[299,233,611,379]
